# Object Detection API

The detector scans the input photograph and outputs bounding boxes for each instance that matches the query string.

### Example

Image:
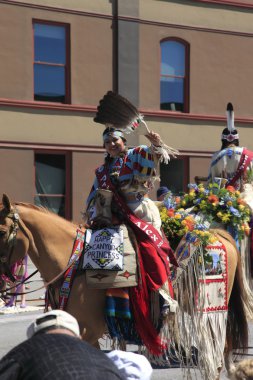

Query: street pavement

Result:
[1,311,251,379]
[0,259,252,379]
[0,311,212,379]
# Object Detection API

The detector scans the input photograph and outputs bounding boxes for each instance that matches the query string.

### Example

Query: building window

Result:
[160,157,189,194]
[34,152,71,219]
[33,21,70,103]
[160,38,189,112]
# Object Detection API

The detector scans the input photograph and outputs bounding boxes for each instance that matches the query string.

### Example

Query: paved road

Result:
[0,259,252,379]
[0,311,252,379]
[0,311,184,379]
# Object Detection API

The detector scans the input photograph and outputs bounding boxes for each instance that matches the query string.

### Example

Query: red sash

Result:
[226,148,253,187]
[95,164,176,354]
[95,164,178,270]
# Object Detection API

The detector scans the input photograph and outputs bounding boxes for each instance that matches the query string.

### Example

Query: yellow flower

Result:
[181,200,186,206]
[238,205,245,211]
[217,212,223,218]
[175,213,182,219]
[227,201,232,206]
[221,214,230,223]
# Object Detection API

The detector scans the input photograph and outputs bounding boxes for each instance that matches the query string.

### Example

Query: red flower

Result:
[167,209,175,217]
[207,195,219,204]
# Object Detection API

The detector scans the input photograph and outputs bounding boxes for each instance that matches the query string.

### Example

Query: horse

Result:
[0,194,106,347]
[0,193,249,379]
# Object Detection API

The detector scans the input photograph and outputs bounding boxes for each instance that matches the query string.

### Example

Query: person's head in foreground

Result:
[27,309,80,338]
[27,310,153,380]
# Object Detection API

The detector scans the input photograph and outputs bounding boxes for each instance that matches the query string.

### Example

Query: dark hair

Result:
[103,127,128,163]
[221,128,239,150]
[157,186,169,198]
[102,127,126,142]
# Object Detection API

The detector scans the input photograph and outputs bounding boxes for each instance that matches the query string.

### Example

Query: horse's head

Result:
[0,194,29,281]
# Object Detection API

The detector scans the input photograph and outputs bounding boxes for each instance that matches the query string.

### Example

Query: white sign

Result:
[83,227,124,270]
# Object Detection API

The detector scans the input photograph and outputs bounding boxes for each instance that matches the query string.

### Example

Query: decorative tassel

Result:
[151,144,179,164]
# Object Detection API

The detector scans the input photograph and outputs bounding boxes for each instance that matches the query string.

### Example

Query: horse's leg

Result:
[217,234,239,377]
[66,276,106,347]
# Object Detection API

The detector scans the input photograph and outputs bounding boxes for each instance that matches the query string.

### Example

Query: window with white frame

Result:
[34,153,71,219]
[33,21,70,103]
[160,39,189,112]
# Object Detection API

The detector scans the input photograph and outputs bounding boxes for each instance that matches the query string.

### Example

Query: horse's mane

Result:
[10,202,78,228]
[15,202,51,213]
[210,228,238,250]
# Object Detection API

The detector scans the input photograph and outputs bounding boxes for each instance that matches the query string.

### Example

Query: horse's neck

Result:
[18,206,77,281]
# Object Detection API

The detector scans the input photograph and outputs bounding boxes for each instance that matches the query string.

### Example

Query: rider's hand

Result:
[145,130,162,147]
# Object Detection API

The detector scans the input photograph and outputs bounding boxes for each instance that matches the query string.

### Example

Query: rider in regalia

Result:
[208,103,253,200]
[85,91,179,355]
[207,102,253,293]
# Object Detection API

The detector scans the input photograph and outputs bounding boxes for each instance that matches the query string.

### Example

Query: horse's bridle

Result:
[0,208,84,302]
[0,208,20,282]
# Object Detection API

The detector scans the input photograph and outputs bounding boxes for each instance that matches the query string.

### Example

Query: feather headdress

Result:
[221,102,239,142]
[226,102,235,133]
[94,91,148,134]
[94,91,179,163]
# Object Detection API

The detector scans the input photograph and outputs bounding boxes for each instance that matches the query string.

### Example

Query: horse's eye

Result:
[0,231,6,236]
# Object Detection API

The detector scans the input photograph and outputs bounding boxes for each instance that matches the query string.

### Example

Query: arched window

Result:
[160,38,189,112]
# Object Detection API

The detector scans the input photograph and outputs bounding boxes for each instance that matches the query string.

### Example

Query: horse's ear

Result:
[2,194,11,212]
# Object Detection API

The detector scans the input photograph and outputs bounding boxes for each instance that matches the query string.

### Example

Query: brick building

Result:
[0,0,253,220]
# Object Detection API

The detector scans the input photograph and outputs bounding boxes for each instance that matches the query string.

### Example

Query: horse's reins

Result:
[3,258,79,297]
[0,208,79,297]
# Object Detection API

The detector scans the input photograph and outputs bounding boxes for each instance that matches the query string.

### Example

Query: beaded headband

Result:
[103,130,125,142]
[221,133,239,142]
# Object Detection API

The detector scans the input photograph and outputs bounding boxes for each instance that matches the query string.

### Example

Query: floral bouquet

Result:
[160,184,251,247]
[179,183,251,240]
[160,191,218,250]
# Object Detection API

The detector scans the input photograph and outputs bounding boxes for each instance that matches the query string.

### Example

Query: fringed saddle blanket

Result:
[166,234,229,380]
[171,234,228,309]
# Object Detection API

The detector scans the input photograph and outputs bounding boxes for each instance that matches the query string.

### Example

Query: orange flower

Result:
[237,198,247,206]
[244,223,251,236]
[175,197,181,204]
[207,195,219,204]
[167,209,175,217]
[226,185,236,193]
[184,216,195,231]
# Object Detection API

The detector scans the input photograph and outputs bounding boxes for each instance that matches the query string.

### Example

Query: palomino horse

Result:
[0,194,249,379]
[0,194,106,346]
